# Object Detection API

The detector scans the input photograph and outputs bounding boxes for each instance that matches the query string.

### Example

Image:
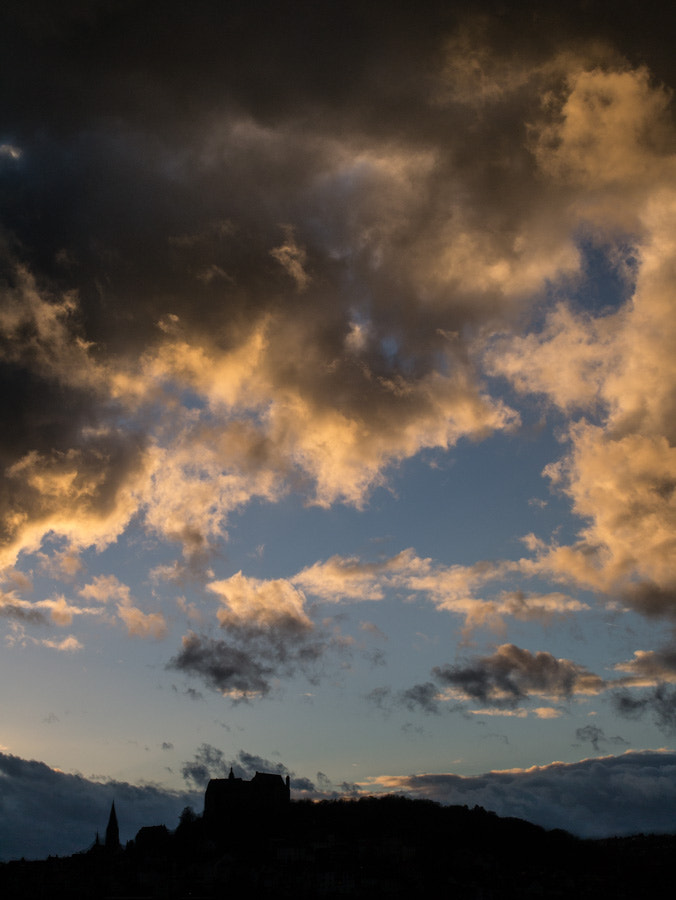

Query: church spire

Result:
[105,801,120,850]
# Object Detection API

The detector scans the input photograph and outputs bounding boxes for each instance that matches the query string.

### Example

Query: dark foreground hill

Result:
[0,795,673,898]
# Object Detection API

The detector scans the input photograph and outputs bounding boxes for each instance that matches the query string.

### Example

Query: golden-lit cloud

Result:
[38,635,83,652]
[487,65,676,608]
[116,603,167,640]
[80,575,166,639]
[614,650,676,686]
[534,67,675,192]
[292,550,588,634]
[533,707,564,719]
[1,6,675,730]
[80,574,132,605]
[270,226,311,291]
[292,554,399,602]
[209,572,313,633]
[36,594,104,626]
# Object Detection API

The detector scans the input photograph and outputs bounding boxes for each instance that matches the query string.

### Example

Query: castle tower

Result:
[204,769,290,838]
[105,801,120,850]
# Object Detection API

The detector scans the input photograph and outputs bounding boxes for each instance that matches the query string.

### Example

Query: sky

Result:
[2,0,676,858]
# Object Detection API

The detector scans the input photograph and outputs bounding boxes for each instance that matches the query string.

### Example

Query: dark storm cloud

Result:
[0,0,672,556]
[432,644,605,706]
[369,751,676,838]
[0,751,199,861]
[0,1,671,393]
[170,572,347,698]
[612,684,676,734]
[621,581,676,620]
[1,0,535,561]
[3,1,672,135]
[168,634,275,698]
[168,613,338,699]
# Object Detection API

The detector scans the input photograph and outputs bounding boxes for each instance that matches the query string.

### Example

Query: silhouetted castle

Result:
[204,768,290,834]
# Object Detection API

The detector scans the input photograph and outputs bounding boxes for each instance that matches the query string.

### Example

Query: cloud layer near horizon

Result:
[2,748,675,859]
[361,750,676,838]
[0,752,199,861]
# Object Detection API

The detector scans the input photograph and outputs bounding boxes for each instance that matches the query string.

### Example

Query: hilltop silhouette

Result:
[0,772,674,898]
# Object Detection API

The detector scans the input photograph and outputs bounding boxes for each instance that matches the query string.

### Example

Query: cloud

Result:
[359,621,388,640]
[486,59,676,606]
[613,648,676,684]
[169,633,276,700]
[532,707,563,720]
[116,603,167,640]
[292,555,393,602]
[0,143,21,160]
[168,569,350,698]
[229,750,290,782]
[180,742,231,788]
[575,725,629,752]
[79,575,132,605]
[612,684,676,734]
[3,619,83,653]
[367,640,676,722]
[209,571,314,635]
[365,686,394,713]
[400,682,442,715]
[432,643,606,706]
[36,594,103,626]
[2,0,585,573]
[0,591,48,624]
[366,681,459,718]
[292,549,589,635]
[80,575,167,638]
[533,67,674,190]
[620,582,676,622]
[180,744,295,790]
[359,750,676,838]
[270,225,311,291]
[0,751,200,861]
[39,635,83,652]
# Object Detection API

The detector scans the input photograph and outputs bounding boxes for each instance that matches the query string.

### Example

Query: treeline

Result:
[0,795,673,898]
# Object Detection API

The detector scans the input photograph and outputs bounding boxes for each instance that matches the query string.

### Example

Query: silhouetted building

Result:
[134,824,170,855]
[204,768,290,836]
[105,801,120,850]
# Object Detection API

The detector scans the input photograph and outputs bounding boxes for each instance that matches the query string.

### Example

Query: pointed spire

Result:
[228,766,235,780]
[105,801,120,850]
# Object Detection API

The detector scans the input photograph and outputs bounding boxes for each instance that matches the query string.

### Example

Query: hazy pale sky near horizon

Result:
[3,0,676,856]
